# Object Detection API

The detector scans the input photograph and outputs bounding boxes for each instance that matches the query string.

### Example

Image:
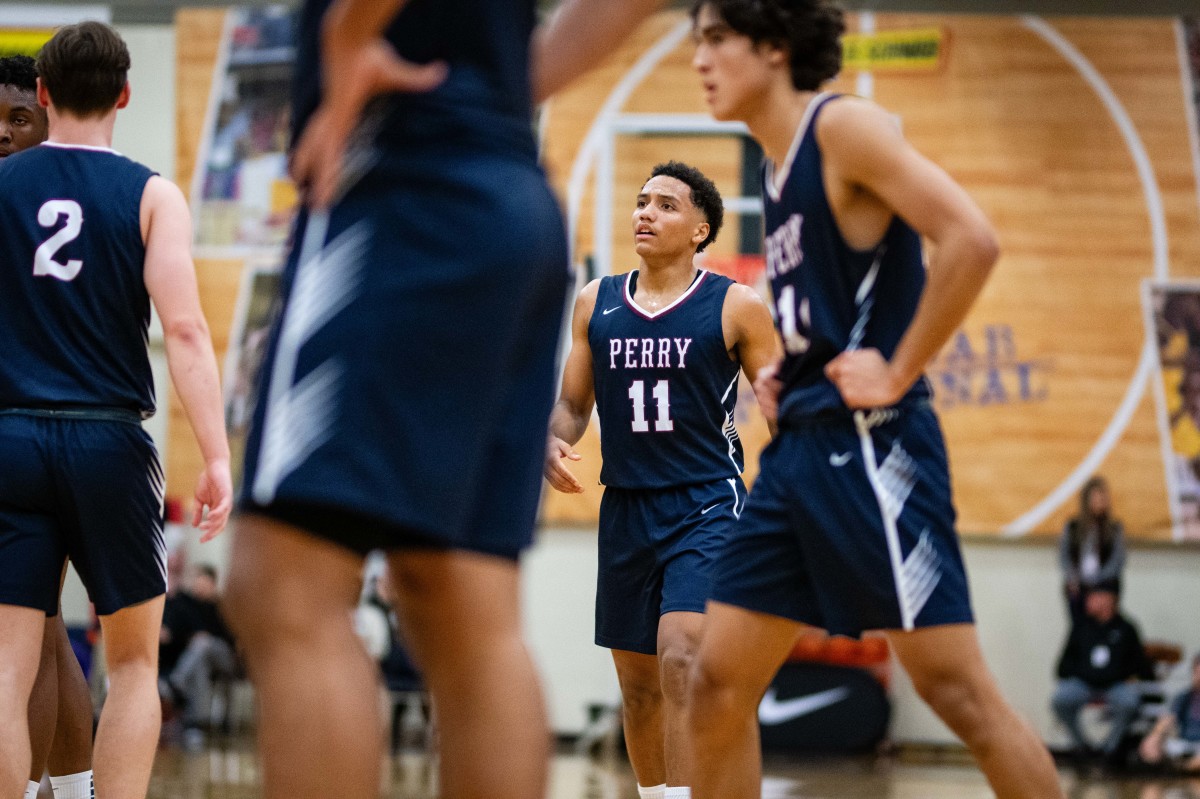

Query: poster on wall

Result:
[1184,17,1200,215]
[224,254,283,489]
[192,6,298,255]
[0,5,110,56]
[1146,280,1200,542]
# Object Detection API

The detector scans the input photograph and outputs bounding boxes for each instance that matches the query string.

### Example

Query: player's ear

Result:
[116,81,131,110]
[693,221,710,247]
[36,77,50,109]
[761,41,788,69]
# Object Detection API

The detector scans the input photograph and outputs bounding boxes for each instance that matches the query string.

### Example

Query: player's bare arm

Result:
[818,98,999,409]
[531,0,667,104]
[722,283,783,429]
[141,176,232,540]
[290,0,447,209]
[545,280,601,494]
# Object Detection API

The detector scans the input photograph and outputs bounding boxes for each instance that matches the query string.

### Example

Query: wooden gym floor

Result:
[37,736,1196,799]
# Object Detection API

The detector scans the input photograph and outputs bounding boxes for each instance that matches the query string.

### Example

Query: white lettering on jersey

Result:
[607,337,694,369]
[765,213,804,280]
[673,337,692,368]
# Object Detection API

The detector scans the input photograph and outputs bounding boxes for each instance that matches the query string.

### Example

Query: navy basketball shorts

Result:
[240,154,570,560]
[596,477,746,655]
[0,412,165,616]
[712,405,974,637]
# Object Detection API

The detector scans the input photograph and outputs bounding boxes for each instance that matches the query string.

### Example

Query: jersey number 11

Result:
[629,379,673,433]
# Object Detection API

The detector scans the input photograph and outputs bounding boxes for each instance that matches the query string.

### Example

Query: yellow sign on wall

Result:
[842,28,945,71]
[0,29,52,57]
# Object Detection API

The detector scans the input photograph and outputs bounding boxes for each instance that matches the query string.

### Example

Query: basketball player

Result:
[222,1,666,799]
[0,52,98,799]
[683,2,1064,797]
[0,23,232,799]
[545,161,778,799]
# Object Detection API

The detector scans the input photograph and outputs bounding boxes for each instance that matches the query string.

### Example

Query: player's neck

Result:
[636,256,698,297]
[46,109,117,149]
[745,88,818,167]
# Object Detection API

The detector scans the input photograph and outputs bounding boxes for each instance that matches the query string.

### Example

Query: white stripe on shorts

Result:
[853,409,942,630]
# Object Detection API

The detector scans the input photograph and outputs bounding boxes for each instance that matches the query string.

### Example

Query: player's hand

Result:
[825,349,908,410]
[544,436,584,494]
[291,38,447,209]
[753,361,783,423]
[193,458,233,543]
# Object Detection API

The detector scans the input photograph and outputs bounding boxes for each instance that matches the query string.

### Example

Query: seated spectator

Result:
[1140,654,1200,773]
[159,565,238,747]
[1060,476,1127,621]
[354,564,427,753]
[1051,583,1154,761]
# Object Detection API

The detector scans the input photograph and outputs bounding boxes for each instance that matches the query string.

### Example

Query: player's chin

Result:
[705,98,737,123]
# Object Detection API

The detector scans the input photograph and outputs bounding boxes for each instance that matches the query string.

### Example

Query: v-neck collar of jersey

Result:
[623,269,707,321]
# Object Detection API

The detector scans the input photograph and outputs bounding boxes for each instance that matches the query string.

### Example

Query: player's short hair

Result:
[37,21,130,117]
[0,55,38,93]
[647,160,724,253]
[691,0,845,92]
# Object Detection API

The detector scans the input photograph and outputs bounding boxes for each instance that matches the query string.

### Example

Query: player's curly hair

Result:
[0,55,38,93]
[37,21,130,116]
[648,160,724,253]
[691,0,845,92]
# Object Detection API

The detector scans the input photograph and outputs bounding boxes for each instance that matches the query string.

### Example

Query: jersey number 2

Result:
[629,379,673,433]
[34,200,84,282]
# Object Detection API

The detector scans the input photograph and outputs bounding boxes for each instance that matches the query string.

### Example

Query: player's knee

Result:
[220,575,258,642]
[222,572,307,648]
[620,674,663,719]
[687,654,750,713]
[105,655,156,688]
[913,674,989,741]
[658,645,696,703]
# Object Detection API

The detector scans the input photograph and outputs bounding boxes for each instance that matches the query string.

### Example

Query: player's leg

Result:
[887,624,1063,798]
[46,616,93,796]
[611,648,666,787]
[685,602,802,799]
[0,605,45,799]
[223,514,377,799]
[28,617,59,787]
[387,548,548,799]
[1,417,65,797]
[656,610,704,786]
[32,564,94,791]
[92,596,163,799]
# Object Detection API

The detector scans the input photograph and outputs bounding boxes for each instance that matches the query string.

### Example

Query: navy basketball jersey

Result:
[589,270,743,489]
[293,0,538,165]
[0,144,157,415]
[762,92,931,424]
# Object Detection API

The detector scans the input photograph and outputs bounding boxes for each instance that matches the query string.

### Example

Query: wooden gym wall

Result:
[172,10,1200,539]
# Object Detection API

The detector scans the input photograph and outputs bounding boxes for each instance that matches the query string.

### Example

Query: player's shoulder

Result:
[814,95,902,149]
[572,278,605,323]
[140,173,186,211]
[720,280,767,311]
[816,94,893,128]
[577,277,605,302]
[721,281,771,328]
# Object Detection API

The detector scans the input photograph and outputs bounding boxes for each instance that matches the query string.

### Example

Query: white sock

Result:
[664,788,691,799]
[49,771,93,799]
[637,785,666,799]
[25,780,40,799]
